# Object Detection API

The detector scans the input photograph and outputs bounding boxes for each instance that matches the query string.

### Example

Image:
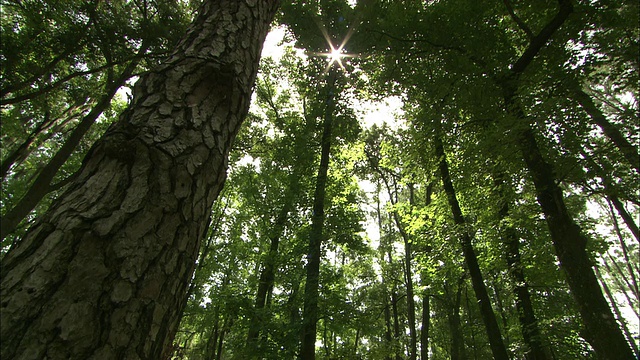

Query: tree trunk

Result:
[609,195,640,244]
[420,293,430,360]
[0,1,279,359]
[573,89,640,174]
[514,125,635,359]
[390,204,417,360]
[0,102,86,180]
[435,133,510,360]
[246,202,292,352]
[390,251,402,360]
[497,1,635,354]
[445,277,467,360]
[300,68,337,360]
[595,267,640,358]
[495,175,550,360]
[603,255,640,319]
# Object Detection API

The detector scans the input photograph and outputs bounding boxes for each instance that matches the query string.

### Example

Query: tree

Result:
[0,1,280,358]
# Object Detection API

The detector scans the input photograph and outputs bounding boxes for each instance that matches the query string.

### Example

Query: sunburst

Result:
[310,22,357,73]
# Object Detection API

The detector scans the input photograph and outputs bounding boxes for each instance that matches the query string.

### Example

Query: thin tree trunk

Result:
[446,277,467,360]
[246,202,291,351]
[609,196,640,244]
[0,103,86,180]
[390,252,402,360]
[606,250,640,305]
[464,286,479,360]
[595,267,640,358]
[377,183,395,360]
[380,179,417,359]
[300,68,337,360]
[603,255,640,319]
[420,182,434,360]
[573,89,640,173]
[0,2,279,359]
[607,200,640,299]
[384,293,393,360]
[435,133,510,360]
[420,293,430,360]
[495,175,550,360]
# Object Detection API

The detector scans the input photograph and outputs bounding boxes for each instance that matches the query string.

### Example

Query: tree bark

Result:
[300,68,337,360]
[435,133,510,360]
[0,1,279,359]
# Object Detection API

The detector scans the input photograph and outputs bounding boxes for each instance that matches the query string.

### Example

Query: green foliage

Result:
[3,0,638,358]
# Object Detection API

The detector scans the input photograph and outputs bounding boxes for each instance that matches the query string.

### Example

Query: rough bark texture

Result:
[435,134,510,360]
[0,1,279,359]
[300,69,337,360]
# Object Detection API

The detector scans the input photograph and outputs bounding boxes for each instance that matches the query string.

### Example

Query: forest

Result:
[0,0,638,359]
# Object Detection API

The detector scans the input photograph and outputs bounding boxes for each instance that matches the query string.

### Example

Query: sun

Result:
[320,43,355,73]
[329,46,345,64]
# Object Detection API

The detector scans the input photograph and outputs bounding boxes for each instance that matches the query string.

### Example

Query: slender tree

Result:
[300,67,338,359]
[0,1,279,359]
[434,129,510,360]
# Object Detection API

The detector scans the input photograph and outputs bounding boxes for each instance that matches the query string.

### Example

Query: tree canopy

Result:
[1,0,638,359]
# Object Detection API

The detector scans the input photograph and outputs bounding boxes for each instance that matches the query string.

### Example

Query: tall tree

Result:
[301,67,338,360]
[0,1,279,359]
[434,127,510,360]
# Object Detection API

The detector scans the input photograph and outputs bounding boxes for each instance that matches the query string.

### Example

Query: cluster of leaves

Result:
[176,0,638,358]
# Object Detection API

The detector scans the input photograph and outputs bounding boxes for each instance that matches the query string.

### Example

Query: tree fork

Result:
[0,1,279,359]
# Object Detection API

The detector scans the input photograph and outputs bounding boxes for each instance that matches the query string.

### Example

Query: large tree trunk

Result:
[0,1,279,359]
[514,125,635,359]
[435,133,510,360]
[300,68,337,360]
